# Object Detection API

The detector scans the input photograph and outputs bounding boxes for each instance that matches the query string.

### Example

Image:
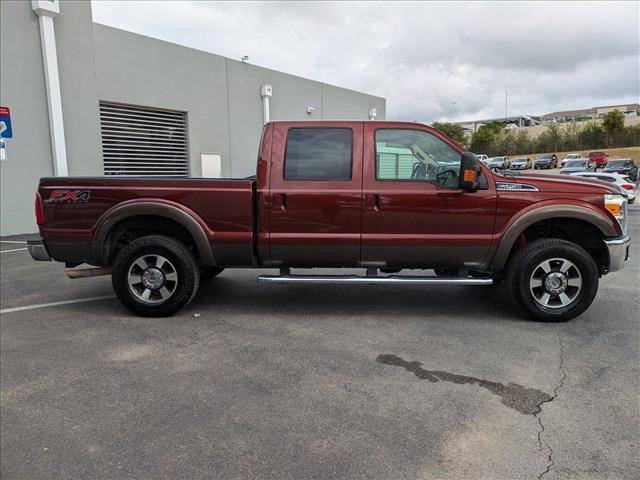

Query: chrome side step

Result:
[257,274,493,285]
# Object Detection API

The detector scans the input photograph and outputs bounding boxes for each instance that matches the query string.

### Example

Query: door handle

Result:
[277,193,287,211]
[367,193,380,211]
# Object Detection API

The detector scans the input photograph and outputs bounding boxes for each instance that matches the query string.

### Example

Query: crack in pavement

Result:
[535,334,567,480]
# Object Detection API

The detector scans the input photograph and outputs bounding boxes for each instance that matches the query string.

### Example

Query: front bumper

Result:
[27,239,51,261]
[603,235,631,273]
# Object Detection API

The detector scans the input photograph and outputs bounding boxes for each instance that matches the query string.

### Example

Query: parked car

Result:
[587,151,608,169]
[534,153,558,169]
[602,158,638,181]
[561,153,582,167]
[476,154,489,165]
[28,120,630,322]
[571,172,636,204]
[510,157,532,170]
[487,156,510,170]
[560,159,596,175]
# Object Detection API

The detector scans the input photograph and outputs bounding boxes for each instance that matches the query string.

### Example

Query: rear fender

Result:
[92,199,215,266]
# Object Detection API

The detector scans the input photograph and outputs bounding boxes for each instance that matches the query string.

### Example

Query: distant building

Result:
[456,103,640,133]
[0,0,385,235]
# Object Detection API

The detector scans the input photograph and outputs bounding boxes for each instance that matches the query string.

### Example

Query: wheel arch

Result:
[491,202,619,272]
[93,200,215,266]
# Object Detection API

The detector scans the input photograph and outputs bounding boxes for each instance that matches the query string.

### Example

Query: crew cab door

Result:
[361,123,497,269]
[268,122,363,266]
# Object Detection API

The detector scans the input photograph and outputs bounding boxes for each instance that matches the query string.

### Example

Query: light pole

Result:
[450,101,458,123]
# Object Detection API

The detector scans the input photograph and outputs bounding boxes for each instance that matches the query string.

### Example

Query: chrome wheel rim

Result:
[529,257,582,309]
[127,254,178,304]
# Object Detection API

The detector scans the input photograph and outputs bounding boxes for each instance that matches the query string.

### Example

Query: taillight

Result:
[35,192,45,225]
[621,184,634,190]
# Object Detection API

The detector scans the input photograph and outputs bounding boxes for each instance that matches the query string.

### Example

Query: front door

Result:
[268,122,363,267]
[361,123,497,269]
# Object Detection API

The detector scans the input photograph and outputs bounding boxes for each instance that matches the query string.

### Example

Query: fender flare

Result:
[92,199,215,266]
[491,202,619,271]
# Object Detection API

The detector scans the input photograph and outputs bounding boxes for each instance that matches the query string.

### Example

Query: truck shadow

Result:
[188,274,522,323]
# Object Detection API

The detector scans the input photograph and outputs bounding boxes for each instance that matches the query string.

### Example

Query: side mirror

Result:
[459,152,480,190]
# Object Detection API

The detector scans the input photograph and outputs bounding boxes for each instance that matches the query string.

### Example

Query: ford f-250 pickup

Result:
[29,121,631,321]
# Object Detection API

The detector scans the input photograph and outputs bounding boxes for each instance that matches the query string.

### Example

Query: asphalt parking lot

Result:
[1,209,638,480]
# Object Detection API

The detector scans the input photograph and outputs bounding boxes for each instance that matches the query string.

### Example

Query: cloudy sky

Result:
[92,1,639,123]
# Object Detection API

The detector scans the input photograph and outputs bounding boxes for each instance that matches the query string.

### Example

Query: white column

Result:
[261,84,272,125]
[32,1,68,176]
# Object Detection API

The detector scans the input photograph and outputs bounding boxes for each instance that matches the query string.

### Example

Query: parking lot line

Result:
[0,248,28,253]
[1,295,116,314]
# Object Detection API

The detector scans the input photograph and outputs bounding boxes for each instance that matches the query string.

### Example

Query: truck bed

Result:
[38,177,256,266]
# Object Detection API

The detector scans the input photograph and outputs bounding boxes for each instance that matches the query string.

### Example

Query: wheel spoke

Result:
[165,272,178,282]
[539,260,552,273]
[140,288,151,301]
[530,277,543,288]
[558,292,571,306]
[539,293,551,306]
[128,275,142,286]
[155,256,166,269]
[158,287,171,300]
[134,258,147,271]
[567,278,581,287]
[558,260,571,273]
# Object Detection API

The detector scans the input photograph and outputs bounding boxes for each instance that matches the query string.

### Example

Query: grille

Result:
[100,102,189,176]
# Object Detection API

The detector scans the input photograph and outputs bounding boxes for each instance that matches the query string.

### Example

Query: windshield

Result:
[489,157,504,162]
[564,160,585,168]
[513,158,527,162]
[606,159,631,168]
[538,155,552,160]
[589,152,604,157]
[566,154,580,159]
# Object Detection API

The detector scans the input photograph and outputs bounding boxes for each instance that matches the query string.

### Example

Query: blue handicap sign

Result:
[0,106,13,138]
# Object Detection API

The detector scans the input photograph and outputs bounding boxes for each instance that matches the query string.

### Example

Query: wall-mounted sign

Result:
[0,106,12,138]
[0,139,7,161]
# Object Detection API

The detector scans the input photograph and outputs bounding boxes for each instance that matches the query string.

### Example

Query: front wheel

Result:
[112,235,200,317]
[504,239,598,322]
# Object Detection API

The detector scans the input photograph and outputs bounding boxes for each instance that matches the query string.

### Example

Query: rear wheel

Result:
[504,239,598,322]
[112,235,200,317]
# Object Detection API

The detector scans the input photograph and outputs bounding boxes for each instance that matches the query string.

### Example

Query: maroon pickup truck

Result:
[29,121,630,321]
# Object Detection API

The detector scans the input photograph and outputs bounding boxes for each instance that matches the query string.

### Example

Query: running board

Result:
[257,274,493,285]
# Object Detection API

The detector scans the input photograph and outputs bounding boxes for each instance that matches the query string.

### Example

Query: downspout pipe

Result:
[261,84,272,125]
[32,0,68,176]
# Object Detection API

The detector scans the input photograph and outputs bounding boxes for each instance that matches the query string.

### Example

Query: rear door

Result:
[268,122,363,266]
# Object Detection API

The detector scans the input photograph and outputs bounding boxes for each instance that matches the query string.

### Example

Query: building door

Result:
[361,124,496,269]
[268,122,363,267]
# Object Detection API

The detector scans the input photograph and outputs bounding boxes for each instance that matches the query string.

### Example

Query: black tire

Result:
[112,235,200,317]
[201,266,225,281]
[504,239,598,322]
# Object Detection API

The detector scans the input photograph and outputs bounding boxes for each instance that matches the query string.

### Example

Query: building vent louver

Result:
[100,102,189,176]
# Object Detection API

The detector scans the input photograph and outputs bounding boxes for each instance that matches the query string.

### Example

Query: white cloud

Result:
[91,0,640,123]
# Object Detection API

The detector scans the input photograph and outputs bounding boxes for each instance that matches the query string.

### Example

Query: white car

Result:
[570,171,636,203]
[476,154,489,165]
[561,153,582,167]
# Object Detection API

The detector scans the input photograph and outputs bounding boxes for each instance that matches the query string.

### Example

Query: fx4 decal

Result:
[46,190,91,203]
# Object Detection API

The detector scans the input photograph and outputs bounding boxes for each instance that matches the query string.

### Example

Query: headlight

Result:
[604,194,628,233]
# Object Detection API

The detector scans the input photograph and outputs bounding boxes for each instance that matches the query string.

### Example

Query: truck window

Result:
[284,128,352,180]
[375,129,460,187]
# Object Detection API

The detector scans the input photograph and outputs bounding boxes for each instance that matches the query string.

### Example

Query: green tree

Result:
[602,110,625,135]
[514,129,531,154]
[432,122,466,145]
[470,122,504,155]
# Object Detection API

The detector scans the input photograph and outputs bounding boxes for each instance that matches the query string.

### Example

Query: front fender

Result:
[490,201,619,271]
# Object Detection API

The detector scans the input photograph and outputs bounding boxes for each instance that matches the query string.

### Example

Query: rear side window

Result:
[284,128,352,180]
